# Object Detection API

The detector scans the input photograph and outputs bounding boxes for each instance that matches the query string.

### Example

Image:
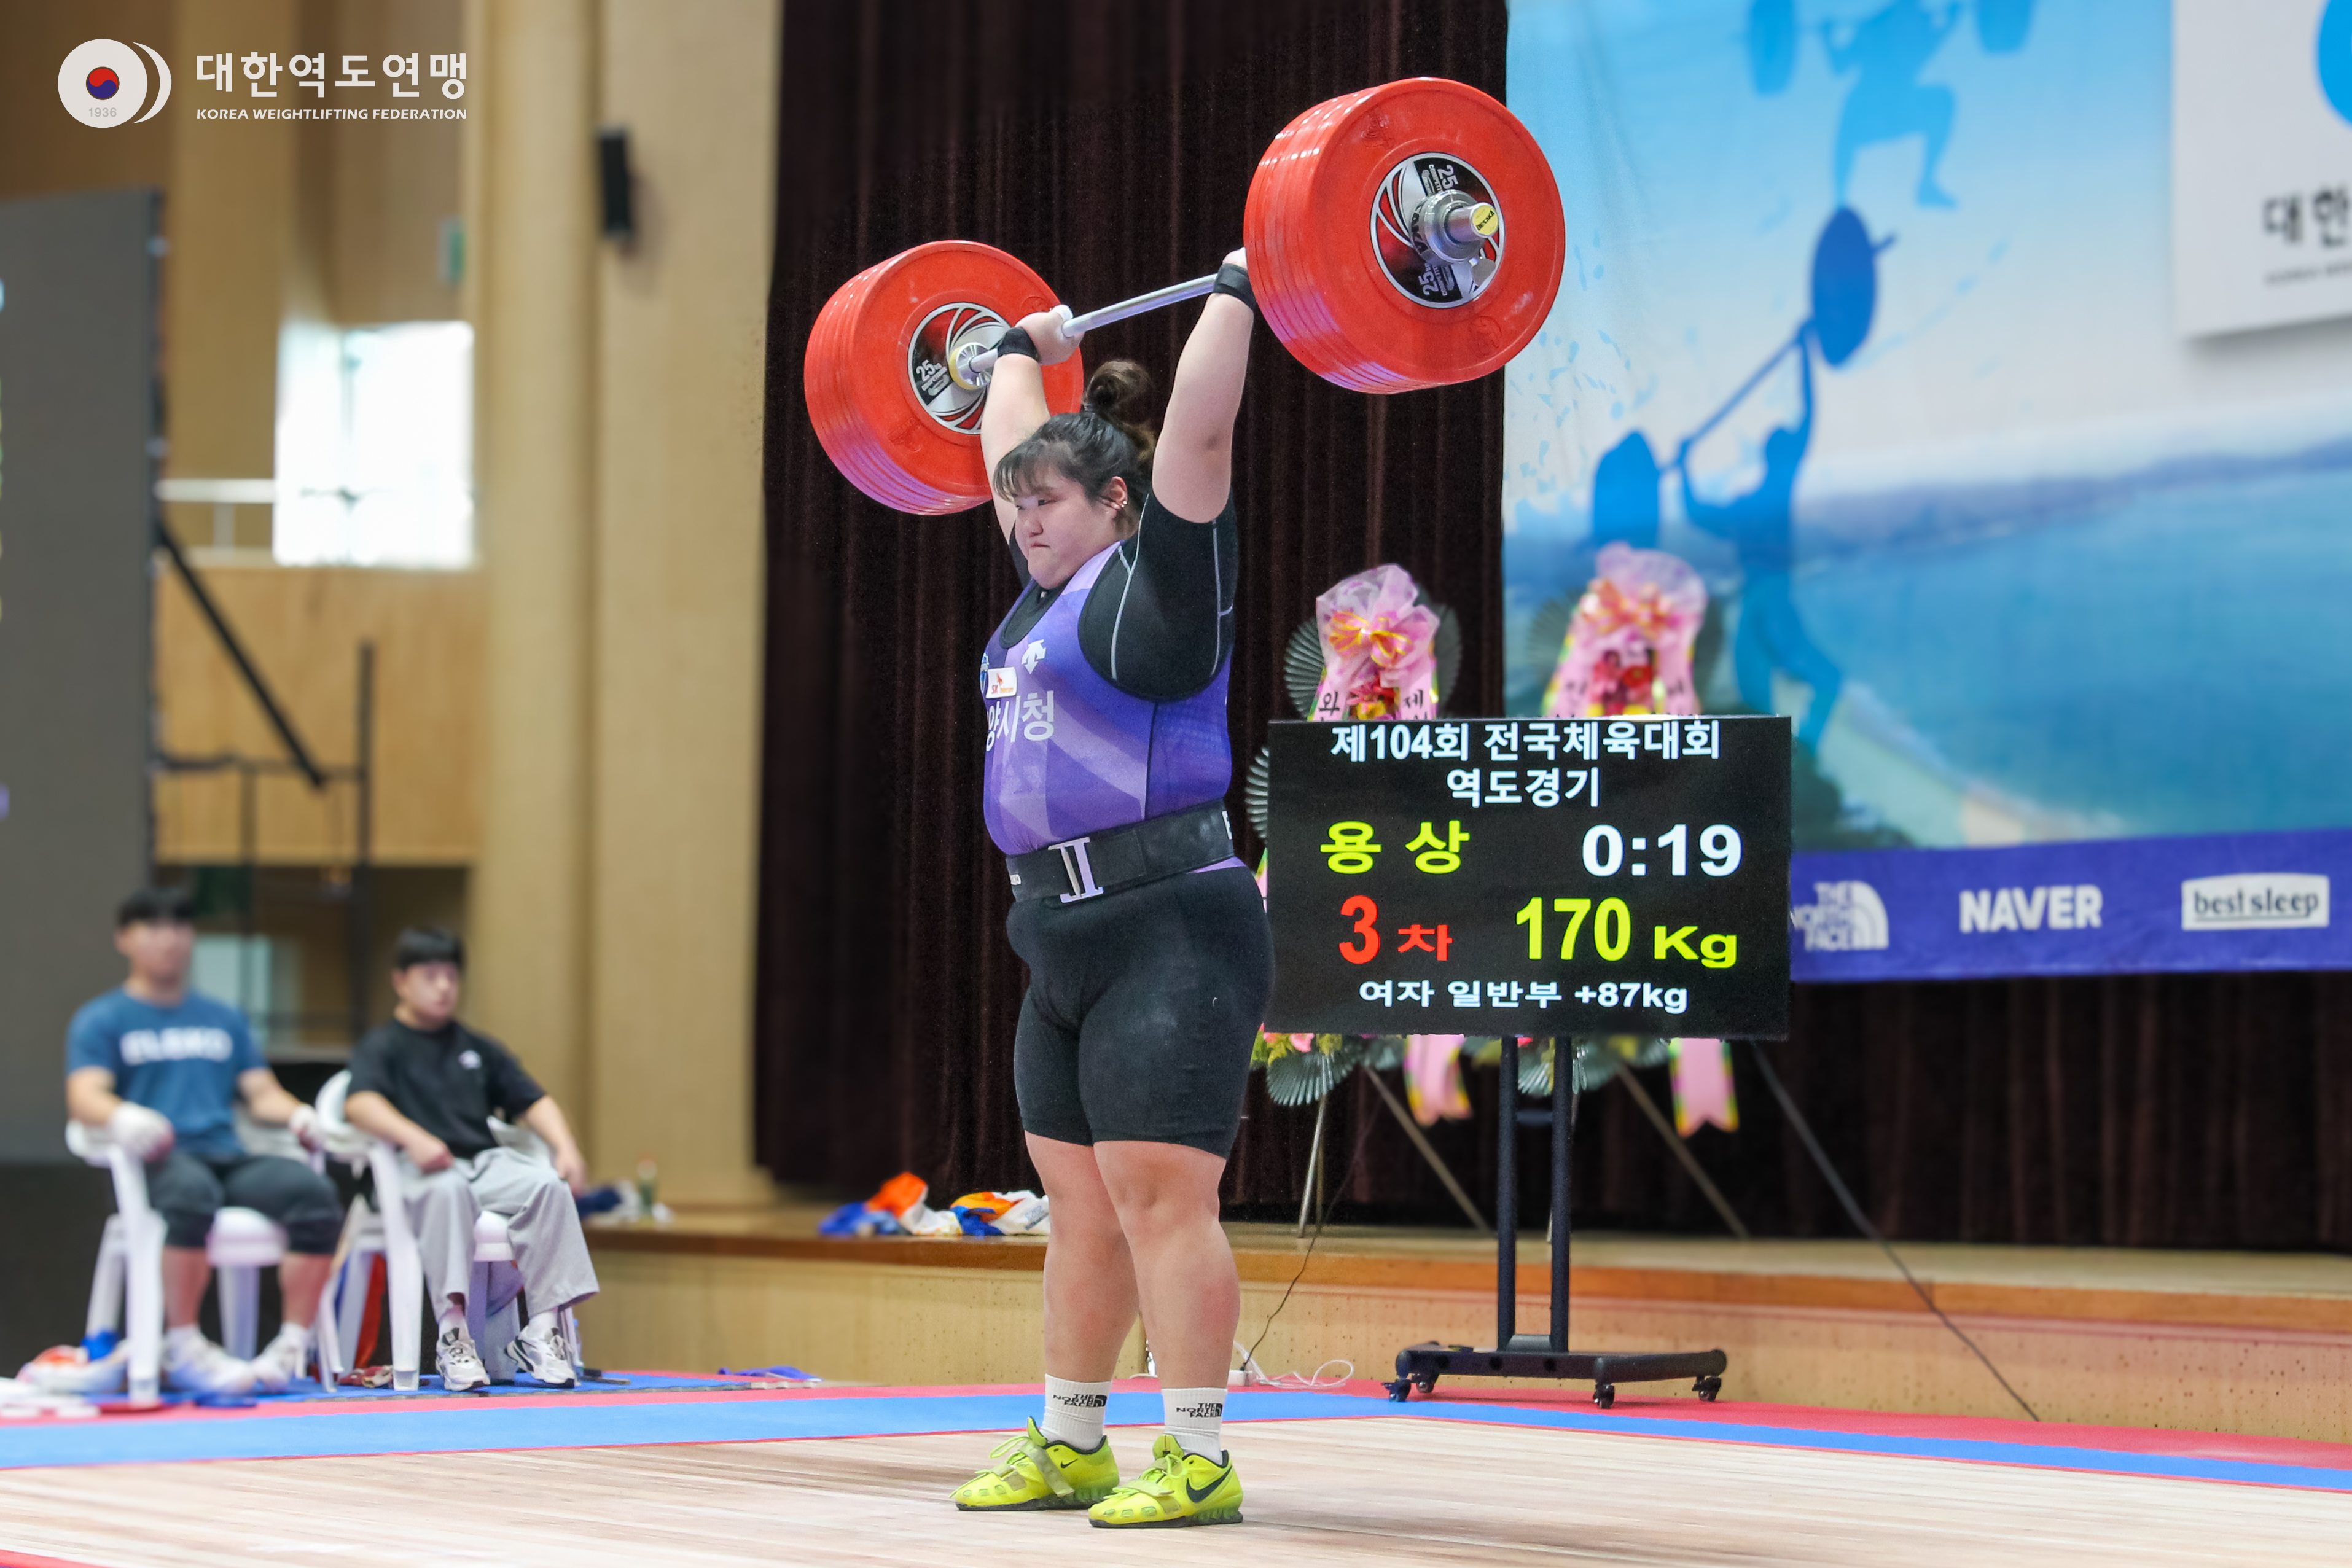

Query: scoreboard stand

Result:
[1258,712,1784,1409]
[1382,1034,1728,1406]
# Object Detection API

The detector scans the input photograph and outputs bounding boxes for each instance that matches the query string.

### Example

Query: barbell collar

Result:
[1419,195,1499,263]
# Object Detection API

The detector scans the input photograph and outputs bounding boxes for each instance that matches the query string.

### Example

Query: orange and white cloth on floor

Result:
[819,1174,1051,1238]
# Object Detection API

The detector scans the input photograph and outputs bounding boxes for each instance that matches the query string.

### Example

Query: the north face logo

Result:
[1789,880,1889,951]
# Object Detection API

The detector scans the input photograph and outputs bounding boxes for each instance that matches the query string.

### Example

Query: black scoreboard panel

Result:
[1265,715,1789,1039]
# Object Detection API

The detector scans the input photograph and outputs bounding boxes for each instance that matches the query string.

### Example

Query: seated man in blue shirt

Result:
[64,887,343,1395]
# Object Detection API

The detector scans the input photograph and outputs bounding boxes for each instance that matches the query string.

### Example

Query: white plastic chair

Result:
[313,1071,585,1392]
[70,1120,316,1403]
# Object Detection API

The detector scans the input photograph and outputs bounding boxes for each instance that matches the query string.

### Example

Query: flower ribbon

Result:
[1405,1034,1471,1125]
[1542,542,1708,719]
[1584,576,1678,640]
[1313,565,1439,722]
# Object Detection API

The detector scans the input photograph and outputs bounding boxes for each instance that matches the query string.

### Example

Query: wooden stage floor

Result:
[4,1412,2350,1567]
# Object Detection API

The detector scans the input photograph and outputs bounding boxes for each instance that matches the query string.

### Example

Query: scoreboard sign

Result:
[1265,715,1790,1038]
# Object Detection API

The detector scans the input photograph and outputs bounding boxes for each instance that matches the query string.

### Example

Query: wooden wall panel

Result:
[154,563,483,864]
[577,0,777,1202]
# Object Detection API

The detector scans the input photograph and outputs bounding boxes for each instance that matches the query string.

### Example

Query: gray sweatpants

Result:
[399,1147,599,1318]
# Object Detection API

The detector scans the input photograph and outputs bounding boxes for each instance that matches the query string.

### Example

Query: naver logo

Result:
[2180,873,2329,932]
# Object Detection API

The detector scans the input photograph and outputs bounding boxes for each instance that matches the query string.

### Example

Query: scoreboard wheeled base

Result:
[1380,1036,1733,1409]
[1385,1342,1727,1409]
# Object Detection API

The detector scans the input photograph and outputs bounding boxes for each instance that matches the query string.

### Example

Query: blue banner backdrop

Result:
[1791,827,2350,980]
[1504,1,2352,979]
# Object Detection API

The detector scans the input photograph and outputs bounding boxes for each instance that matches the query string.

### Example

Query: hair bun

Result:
[1083,359,1158,473]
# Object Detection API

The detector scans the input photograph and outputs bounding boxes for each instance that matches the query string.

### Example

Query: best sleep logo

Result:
[2180,873,2329,932]
[57,40,172,128]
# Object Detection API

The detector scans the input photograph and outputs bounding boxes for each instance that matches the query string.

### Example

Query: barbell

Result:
[803,77,1568,515]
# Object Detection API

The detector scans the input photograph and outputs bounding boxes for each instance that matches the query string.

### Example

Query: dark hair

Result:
[392,926,466,973]
[992,360,1158,530]
[116,887,195,929]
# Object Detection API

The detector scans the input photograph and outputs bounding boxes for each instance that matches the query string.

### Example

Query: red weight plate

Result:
[803,241,1085,515]
[807,260,908,507]
[807,246,990,513]
[1244,79,1566,394]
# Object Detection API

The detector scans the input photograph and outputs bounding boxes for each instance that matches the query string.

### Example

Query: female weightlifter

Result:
[950,250,1267,1529]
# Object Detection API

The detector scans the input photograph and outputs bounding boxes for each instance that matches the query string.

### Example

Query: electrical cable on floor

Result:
[1746,1041,2041,1422]
[1231,1342,1354,1390]
[1243,1091,1385,1371]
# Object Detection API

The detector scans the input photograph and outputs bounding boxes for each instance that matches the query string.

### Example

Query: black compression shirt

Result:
[1001,487,1238,702]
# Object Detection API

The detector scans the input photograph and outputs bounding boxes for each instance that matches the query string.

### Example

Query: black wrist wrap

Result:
[993,325,1040,362]
[1211,262,1257,316]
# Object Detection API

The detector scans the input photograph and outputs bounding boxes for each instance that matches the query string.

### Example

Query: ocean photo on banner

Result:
[1501,0,2352,854]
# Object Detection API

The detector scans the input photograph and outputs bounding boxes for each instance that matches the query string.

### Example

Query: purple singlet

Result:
[981,540,1233,856]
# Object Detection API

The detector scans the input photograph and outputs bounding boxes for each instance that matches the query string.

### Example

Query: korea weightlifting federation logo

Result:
[57,39,172,128]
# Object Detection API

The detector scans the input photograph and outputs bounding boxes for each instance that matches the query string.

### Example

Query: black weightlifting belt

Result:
[1006,802,1237,904]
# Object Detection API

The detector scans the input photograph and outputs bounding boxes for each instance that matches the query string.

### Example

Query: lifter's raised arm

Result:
[1152,251,1256,524]
[980,310,1082,541]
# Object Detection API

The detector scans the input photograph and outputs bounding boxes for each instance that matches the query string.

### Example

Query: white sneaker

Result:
[436,1327,489,1393]
[163,1332,256,1397]
[506,1328,577,1388]
[248,1325,313,1394]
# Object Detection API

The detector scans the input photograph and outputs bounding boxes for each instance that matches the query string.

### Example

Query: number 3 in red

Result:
[1339,895,1380,964]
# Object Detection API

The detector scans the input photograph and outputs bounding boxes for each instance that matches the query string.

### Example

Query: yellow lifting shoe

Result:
[1087,1433,1243,1528]
[951,1419,1120,1511]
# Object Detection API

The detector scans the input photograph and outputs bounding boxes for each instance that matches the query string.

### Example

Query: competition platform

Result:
[3,1215,2346,1563]
[4,1335,2351,1564]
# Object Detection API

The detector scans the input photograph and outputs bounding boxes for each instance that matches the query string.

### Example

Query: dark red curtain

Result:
[754,1,2352,1253]
[757,0,1509,1202]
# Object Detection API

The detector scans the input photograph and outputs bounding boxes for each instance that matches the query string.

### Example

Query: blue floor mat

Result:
[6,1388,2349,1493]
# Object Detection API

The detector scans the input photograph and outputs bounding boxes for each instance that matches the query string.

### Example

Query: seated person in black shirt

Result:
[345,928,596,1390]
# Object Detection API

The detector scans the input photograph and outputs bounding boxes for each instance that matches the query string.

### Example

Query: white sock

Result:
[274,1319,315,1348]
[523,1309,558,1341]
[1161,1387,1226,1461]
[166,1324,204,1353]
[1040,1376,1112,1450]
[435,1303,467,1336]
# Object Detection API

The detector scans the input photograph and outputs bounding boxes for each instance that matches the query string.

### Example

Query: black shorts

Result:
[1007,862,1273,1158]
[147,1150,343,1254]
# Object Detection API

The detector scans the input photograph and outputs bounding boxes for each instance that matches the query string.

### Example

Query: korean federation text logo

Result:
[57,40,172,128]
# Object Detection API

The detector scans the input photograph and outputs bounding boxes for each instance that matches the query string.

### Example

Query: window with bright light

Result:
[273,321,474,567]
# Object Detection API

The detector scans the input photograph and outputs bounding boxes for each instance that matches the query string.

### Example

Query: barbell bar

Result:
[804,77,1563,515]
[955,197,1499,388]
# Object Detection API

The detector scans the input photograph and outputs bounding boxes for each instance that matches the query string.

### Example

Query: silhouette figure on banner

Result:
[1824,0,1960,208]
[1584,209,1883,753]
[1748,0,2033,192]
[1590,431,1663,552]
[1678,339,1842,751]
